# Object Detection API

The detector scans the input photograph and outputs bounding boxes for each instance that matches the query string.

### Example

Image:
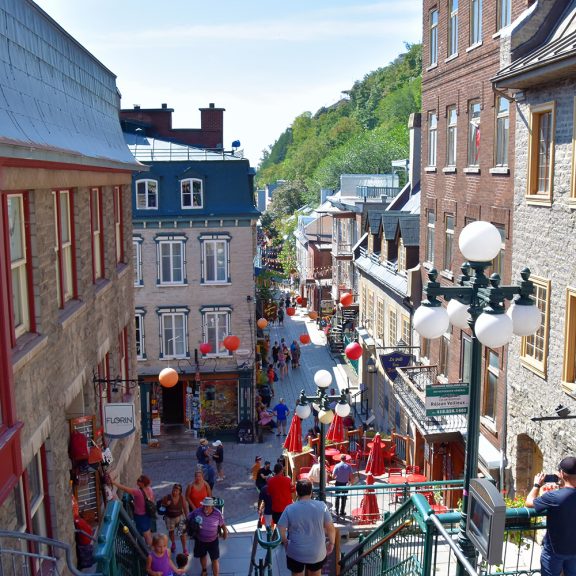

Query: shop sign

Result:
[425,384,469,416]
[104,403,136,438]
[320,299,335,315]
[380,351,413,379]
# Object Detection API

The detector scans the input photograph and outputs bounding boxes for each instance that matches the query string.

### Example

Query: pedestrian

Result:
[282,343,291,371]
[526,456,576,576]
[203,462,216,491]
[111,474,154,546]
[258,482,273,528]
[278,307,284,326]
[188,496,228,576]
[251,456,263,482]
[277,348,287,379]
[212,440,225,481]
[308,455,321,488]
[196,439,211,465]
[160,483,189,555]
[267,463,295,525]
[290,340,301,368]
[331,454,354,517]
[277,479,336,576]
[266,365,276,398]
[185,469,212,511]
[146,533,186,576]
[285,294,291,309]
[273,398,290,436]
[175,553,190,572]
[260,383,272,407]
[256,461,273,490]
[271,341,280,366]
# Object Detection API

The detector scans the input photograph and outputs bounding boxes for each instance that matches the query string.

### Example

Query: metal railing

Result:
[339,493,547,576]
[356,186,400,200]
[248,522,282,576]
[94,500,148,576]
[0,529,100,576]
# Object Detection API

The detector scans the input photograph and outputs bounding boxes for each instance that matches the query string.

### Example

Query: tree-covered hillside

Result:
[257,43,422,207]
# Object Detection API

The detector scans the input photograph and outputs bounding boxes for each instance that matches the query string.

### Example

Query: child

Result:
[146,533,186,576]
[175,553,189,572]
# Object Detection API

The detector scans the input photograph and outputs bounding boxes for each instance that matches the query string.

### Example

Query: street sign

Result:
[425,383,470,416]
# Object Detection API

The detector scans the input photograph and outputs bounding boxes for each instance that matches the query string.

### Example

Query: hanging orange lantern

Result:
[199,342,212,355]
[257,318,268,329]
[299,333,311,345]
[223,335,240,352]
[159,367,179,388]
[345,341,363,361]
[308,310,318,321]
[286,307,296,316]
[340,292,354,307]
[296,296,303,305]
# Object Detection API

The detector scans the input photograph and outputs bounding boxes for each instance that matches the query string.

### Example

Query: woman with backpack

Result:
[111,474,155,546]
[160,483,189,555]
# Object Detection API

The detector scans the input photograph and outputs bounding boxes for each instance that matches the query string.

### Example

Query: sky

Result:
[34,1,422,167]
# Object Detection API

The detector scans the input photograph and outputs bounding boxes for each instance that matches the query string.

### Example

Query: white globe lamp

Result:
[295,402,311,420]
[507,301,541,336]
[414,305,449,339]
[335,401,351,418]
[459,221,502,262]
[318,408,334,424]
[447,299,471,330]
[475,312,514,348]
[314,369,333,389]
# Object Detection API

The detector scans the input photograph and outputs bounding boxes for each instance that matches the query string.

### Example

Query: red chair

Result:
[406,465,420,475]
[383,446,396,467]
[388,467,403,476]
[298,466,311,480]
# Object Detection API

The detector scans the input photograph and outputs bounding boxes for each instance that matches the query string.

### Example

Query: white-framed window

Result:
[426,210,435,263]
[133,237,143,286]
[398,238,406,273]
[482,349,499,421]
[467,101,481,166]
[528,102,555,203]
[401,315,410,345]
[7,194,31,338]
[497,0,511,30]
[27,450,49,545]
[91,188,104,281]
[388,308,397,347]
[114,185,124,264]
[444,215,455,271]
[521,276,550,377]
[448,0,459,57]
[470,0,482,45]
[156,236,187,285]
[135,310,146,360]
[376,298,384,342]
[447,106,458,166]
[495,96,509,167]
[428,111,437,167]
[136,179,158,210]
[202,307,231,355]
[12,479,26,533]
[439,334,450,377]
[181,178,203,209]
[159,309,188,358]
[200,235,230,284]
[54,190,75,307]
[429,9,438,66]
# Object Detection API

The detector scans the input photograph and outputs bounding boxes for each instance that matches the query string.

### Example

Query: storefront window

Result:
[199,379,238,430]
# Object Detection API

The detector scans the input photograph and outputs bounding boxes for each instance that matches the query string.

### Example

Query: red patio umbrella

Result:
[353,472,380,524]
[326,414,345,443]
[284,414,303,453]
[365,433,385,476]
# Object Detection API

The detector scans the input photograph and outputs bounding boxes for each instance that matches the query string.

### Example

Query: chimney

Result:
[161,103,168,109]
[134,104,140,109]
[408,113,421,190]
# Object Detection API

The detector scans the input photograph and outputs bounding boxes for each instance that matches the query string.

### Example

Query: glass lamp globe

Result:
[447,299,470,330]
[318,408,334,425]
[459,221,502,262]
[314,369,333,389]
[414,305,449,339]
[506,301,541,336]
[295,402,311,420]
[475,312,514,348]
[335,401,351,418]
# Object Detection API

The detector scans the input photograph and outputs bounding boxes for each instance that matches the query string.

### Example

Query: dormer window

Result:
[181,178,203,209]
[136,179,158,209]
[398,238,406,273]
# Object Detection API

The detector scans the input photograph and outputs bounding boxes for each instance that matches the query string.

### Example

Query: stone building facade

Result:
[492,0,576,495]
[0,0,140,552]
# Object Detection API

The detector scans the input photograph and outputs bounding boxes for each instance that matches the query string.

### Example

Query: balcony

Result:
[356,185,400,201]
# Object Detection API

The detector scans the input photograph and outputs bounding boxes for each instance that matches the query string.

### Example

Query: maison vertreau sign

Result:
[104,403,136,438]
[425,384,470,416]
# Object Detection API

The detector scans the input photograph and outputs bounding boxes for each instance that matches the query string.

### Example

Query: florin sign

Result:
[104,403,136,438]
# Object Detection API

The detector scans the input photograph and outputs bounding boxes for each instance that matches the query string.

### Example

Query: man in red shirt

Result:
[267,463,295,524]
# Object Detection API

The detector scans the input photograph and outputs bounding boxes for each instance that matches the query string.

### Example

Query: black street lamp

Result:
[413,221,540,575]
[294,369,351,502]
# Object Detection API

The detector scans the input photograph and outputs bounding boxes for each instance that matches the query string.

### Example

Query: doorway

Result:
[162,382,184,424]
[516,434,543,496]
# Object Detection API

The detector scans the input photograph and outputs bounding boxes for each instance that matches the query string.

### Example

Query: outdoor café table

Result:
[324,447,340,462]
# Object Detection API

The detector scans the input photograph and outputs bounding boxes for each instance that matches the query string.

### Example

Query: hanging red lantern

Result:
[257,318,268,329]
[299,333,311,345]
[308,310,318,320]
[199,342,212,355]
[286,307,296,316]
[345,341,363,361]
[296,296,303,305]
[223,335,240,352]
[340,292,354,307]
[159,367,179,388]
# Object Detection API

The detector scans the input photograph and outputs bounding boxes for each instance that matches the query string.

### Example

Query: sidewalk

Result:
[141,306,359,575]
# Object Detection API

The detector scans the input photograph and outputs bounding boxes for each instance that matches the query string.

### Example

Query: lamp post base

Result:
[455,512,478,576]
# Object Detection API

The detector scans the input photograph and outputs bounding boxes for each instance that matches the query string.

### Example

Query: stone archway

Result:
[516,434,543,496]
